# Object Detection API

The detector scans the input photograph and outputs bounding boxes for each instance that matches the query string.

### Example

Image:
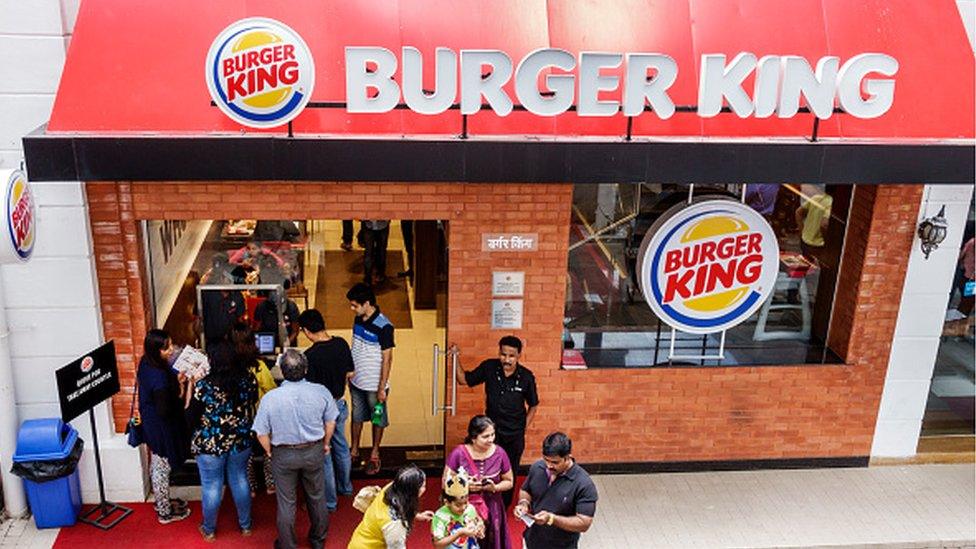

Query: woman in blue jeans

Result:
[186,342,258,541]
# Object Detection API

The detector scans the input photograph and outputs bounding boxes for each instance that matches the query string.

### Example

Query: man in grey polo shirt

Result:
[514,432,598,549]
[253,350,338,549]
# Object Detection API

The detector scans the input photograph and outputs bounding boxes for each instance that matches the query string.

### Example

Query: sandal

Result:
[365,456,381,475]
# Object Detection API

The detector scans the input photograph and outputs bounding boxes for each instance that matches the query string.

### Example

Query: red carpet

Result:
[55,478,526,548]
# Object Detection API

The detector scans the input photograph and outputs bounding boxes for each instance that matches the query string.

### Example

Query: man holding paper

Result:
[514,432,598,549]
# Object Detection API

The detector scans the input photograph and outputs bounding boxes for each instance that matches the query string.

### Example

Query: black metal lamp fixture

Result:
[917,205,948,259]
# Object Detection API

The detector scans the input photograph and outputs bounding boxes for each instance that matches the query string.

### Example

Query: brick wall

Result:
[87,182,921,465]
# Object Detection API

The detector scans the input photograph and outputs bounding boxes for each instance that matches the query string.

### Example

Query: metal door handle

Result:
[432,344,458,416]
[448,348,457,416]
[432,344,441,416]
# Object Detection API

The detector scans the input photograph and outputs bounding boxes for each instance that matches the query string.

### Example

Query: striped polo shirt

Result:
[350,308,395,391]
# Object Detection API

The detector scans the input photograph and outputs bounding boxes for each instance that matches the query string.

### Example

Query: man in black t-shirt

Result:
[253,289,299,347]
[298,309,354,512]
[515,432,598,549]
[201,288,244,353]
[455,335,539,507]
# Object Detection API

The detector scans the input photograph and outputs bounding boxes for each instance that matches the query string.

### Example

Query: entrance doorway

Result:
[144,218,449,474]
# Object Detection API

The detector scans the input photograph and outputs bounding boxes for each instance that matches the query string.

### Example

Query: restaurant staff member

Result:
[454,335,539,507]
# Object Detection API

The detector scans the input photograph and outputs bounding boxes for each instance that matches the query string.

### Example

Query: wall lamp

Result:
[917,205,948,259]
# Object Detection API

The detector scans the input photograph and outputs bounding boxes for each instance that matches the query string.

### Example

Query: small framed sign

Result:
[56,341,120,423]
[491,299,523,329]
[492,271,525,297]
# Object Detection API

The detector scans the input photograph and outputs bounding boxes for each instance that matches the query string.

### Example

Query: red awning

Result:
[46,0,974,141]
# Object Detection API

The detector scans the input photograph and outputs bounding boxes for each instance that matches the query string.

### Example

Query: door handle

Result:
[432,344,458,416]
[432,344,441,416]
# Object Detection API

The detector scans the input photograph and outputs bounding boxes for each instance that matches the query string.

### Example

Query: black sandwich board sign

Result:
[54,340,132,529]
[55,341,120,423]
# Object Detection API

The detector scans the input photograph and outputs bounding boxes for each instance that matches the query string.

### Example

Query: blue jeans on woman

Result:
[197,447,252,535]
[324,399,353,510]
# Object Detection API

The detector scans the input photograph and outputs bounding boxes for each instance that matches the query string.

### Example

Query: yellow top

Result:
[252,362,277,401]
[348,486,408,549]
[799,193,833,247]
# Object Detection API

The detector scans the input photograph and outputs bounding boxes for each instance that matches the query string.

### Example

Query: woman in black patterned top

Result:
[185,341,258,541]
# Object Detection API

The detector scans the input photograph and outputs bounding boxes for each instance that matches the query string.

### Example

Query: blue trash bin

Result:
[12,418,83,528]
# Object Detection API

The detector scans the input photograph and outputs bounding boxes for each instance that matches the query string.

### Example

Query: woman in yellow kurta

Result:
[349,465,432,549]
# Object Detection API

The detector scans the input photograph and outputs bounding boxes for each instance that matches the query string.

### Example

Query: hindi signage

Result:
[56,342,121,423]
[482,233,538,252]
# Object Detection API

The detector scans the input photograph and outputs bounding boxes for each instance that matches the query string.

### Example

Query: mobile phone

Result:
[519,512,536,527]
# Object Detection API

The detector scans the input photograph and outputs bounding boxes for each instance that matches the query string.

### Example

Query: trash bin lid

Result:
[13,418,79,462]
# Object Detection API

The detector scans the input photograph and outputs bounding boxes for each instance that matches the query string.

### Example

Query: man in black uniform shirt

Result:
[455,335,539,507]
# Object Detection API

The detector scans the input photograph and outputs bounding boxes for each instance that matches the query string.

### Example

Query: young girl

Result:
[432,469,485,549]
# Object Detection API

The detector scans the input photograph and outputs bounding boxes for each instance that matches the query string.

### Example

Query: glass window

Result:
[922,198,975,436]
[563,183,852,368]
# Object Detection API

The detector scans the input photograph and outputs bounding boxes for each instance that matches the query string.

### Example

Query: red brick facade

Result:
[87,182,921,464]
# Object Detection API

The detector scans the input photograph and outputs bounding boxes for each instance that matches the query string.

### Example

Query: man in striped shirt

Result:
[346,283,395,475]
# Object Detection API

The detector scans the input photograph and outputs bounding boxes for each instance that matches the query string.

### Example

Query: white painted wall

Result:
[872,185,976,457]
[0,1,146,503]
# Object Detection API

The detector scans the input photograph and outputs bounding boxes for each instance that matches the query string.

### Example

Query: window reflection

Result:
[564,183,850,368]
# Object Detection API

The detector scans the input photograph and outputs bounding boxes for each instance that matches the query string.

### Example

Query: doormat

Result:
[316,251,413,329]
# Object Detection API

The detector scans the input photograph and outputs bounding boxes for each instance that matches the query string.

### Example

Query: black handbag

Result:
[125,380,145,448]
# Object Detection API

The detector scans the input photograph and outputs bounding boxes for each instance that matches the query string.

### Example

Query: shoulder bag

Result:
[125,380,145,448]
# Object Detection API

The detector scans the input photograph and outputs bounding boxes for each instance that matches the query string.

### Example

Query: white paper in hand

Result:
[172,346,210,379]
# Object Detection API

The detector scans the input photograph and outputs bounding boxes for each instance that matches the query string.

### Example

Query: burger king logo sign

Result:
[3,169,36,263]
[638,198,779,334]
[205,18,315,128]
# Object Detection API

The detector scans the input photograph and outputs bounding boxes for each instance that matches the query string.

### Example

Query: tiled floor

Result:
[6,464,974,548]
[304,220,446,448]
[582,464,975,549]
[0,514,58,548]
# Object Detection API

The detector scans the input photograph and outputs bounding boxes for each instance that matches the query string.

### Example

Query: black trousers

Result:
[271,444,329,549]
[495,431,526,508]
[341,220,354,245]
[363,225,390,282]
[400,220,414,270]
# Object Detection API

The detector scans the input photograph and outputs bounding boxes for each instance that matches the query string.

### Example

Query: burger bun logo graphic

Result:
[5,169,35,262]
[80,356,94,373]
[206,18,315,129]
[638,197,779,334]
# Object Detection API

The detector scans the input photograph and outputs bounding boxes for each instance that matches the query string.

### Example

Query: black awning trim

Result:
[22,130,975,184]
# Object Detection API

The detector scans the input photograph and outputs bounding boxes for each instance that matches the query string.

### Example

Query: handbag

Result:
[353,485,383,513]
[124,380,145,448]
[461,447,491,520]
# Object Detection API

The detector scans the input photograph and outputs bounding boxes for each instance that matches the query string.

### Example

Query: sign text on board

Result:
[347,48,897,120]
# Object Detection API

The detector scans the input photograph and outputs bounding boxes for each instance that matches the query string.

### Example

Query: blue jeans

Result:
[324,399,353,510]
[197,447,252,535]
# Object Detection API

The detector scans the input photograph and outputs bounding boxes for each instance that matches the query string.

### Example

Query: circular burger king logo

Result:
[638,198,779,334]
[205,18,315,128]
[6,169,35,262]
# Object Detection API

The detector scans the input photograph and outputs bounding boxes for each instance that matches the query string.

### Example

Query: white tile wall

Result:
[29,180,84,206]
[0,0,143,502]
[876,380,932,421]
[22,205,93,257]
[871,419,924,457]
[0,36,66,94]
[872,184,975,457]
[0,95,55,151]
[1,259,97,308]
[883,338,942,382]
[958,0,976,50]
[0,0,66,35]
